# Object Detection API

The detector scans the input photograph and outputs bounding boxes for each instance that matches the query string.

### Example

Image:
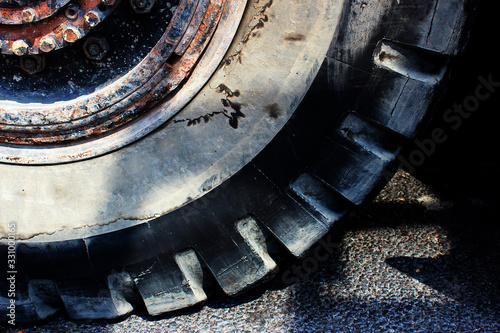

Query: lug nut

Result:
[83,36,109,61]
[65,5,79,20]
[38,36,57,53]
[21,8,37,23]
[12,40,29,56]
[130,0,155,14]
[20,55,46,75]
[84,10,102,28]
[63,25,82,43]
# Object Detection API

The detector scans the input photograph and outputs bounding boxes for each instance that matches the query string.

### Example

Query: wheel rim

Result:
[0,0,244,164]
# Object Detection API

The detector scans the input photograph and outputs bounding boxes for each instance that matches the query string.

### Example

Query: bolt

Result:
[83,36,109,61]
[63,25,82,43]
[65,5,79,20]
[130,0,155,14]
[12,40,29,56]
[21,8,37,23]
[84,10,102,28]
[38,36,57,53]
[20,55,46,75]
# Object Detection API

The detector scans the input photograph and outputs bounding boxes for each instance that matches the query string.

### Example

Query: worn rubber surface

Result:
[0,0,478,324]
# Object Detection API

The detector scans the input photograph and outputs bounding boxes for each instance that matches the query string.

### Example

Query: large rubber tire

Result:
[0,0,478,324]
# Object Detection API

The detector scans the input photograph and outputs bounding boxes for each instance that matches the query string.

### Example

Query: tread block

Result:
[173,250,207,305]
[362,72,443,137]
[236,217,277,272]
[257,190,331,257]
[149,197,275,295]
[132,251,206,315]
[385,0,477,55]
[290,173,347,225]
[310,136,395,205]
[54,281,124,320]
[0,278,39,323]
[185,212,275,295]
[106,272,135,316]
[86,224,174,316]
[219,165,343,257]
[87,223,207,316]
[373,40,448,83]
[17,239,131,320]
[28,280,61,320]
[2,243,63,322]
[327,57,445,138]
[338,112,401,160]
[329,0,476,67]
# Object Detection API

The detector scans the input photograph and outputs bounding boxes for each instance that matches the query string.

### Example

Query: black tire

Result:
[0,0,478,325]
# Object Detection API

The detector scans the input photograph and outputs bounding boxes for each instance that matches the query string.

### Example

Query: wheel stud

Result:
[63,25,82,43]
[21,8,37,23]
[20,55,46,75]
[65,5,79,20]
[38,36,57,53]
[83,36,109,61]
[12,39,29,56]
[85,10,102,28]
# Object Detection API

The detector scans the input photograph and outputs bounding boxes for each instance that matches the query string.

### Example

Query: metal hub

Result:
[0,0,244,164]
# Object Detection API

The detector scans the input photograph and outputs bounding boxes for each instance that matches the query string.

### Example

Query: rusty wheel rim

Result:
[0,0,246,164]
